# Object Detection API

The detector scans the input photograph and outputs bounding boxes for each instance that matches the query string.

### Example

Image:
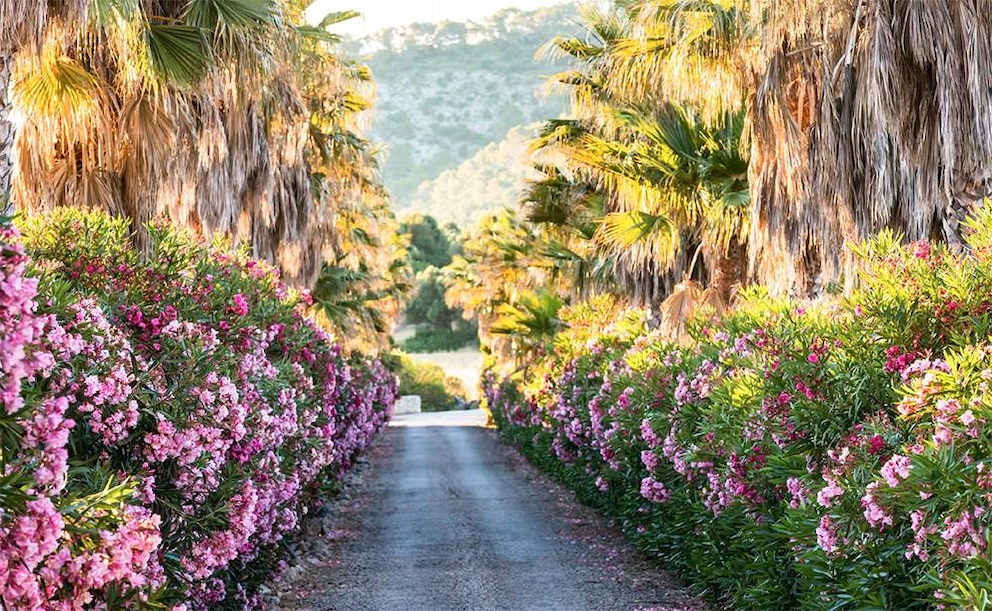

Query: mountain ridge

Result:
[347,3,580,223]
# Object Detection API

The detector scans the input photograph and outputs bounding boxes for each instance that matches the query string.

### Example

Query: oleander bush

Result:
[485,213,992,608]
[0,209,397,609]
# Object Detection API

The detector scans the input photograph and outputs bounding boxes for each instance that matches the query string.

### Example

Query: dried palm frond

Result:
[8,0,400,301]
[658,278,726,342]
[750,0,992,294]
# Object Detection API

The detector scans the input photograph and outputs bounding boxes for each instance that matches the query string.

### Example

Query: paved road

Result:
[290,410,703,611]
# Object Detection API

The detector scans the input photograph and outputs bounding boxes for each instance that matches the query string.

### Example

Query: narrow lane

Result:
[290,410,703,611]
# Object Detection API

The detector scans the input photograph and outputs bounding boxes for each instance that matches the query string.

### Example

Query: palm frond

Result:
[597,210,676,250]
[145,24,212,86]
[184,0,275,30]
[14,53,101,118]
[318,10,360,29]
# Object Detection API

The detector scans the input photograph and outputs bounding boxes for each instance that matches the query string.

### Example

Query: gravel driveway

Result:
[279,410,707,611]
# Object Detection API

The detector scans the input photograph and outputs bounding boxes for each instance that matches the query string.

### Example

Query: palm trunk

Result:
[0,54,14,214]
[704,237,747,304]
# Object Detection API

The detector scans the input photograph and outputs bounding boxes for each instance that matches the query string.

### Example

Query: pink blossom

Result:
[786,477,807,508]
[816,515,839,554]
[641,449,659,472]
[880,455,912,487]
[639,477,671,504]
[640,418,661,448]
[230,293,250,317]
[861,483,893,529]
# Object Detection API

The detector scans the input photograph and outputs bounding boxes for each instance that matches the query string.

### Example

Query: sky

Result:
[305,0,573,38]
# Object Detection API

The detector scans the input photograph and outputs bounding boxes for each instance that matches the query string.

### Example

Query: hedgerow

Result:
[0,209,396,609]
[486,215,992,608]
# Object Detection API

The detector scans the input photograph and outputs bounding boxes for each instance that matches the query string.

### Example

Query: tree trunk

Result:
[705,236,748,304]
[0,54,14,215]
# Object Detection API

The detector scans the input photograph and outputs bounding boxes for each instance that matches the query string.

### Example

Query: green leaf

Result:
[145,24,212,86]
[184,0,275,30]
[91,0,142,27]
[295,24,342,44]
[318,10,360,29]
[597,210,675,249]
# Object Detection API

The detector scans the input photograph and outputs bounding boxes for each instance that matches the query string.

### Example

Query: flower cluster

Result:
[0,210,397,609]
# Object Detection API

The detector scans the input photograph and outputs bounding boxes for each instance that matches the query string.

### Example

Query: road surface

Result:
[283,410,705,611]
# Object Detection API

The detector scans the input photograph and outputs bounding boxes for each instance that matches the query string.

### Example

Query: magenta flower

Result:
[230,293,250,317]
[867,434,885,455]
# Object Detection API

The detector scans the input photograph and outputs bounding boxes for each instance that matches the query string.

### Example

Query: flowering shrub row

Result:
[485,224,992,608]
[0,210,396,609]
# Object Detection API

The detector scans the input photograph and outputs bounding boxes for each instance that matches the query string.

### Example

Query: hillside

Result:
[347,4,579,217]
[405,124,543,228]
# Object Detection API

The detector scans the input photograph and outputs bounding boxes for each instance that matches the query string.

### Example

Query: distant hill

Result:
[405,124,543,228]
[347,4,579,218]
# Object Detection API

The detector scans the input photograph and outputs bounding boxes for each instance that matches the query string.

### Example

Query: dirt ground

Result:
[274,411,708,611]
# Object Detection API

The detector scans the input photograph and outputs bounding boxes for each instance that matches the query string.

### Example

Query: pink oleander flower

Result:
[941,508,985,559]
[906,509,935,561]
[641,449,659,472]
[616,386,634,410]
[880,455,912,487]
[786,477,807,508]
[640,476,671,504]
[640,418,661,448]
[816,515,839,554]
[862,483,893,528]
[230,293,250,317]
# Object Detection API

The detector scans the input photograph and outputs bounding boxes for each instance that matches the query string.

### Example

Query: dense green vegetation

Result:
[400,214,477,352]
[486,214,992,608]
[390,352,468,412]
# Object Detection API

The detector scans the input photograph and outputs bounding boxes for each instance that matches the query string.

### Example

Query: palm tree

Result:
[595,0,992,295]
[445,209,563,361]
[9,0,280,235]
[532,7,682,312]
[604,104,749,301]
[521,164,611,300]
[489,289,566,367]
[529,3,752,312]
[0,1,88,212]
[747,0,992,294]
[311,246,412,352]
[7,1,396,292]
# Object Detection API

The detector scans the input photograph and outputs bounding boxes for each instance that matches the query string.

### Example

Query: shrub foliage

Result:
[485,213,992,608]
[0,210,396,609]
